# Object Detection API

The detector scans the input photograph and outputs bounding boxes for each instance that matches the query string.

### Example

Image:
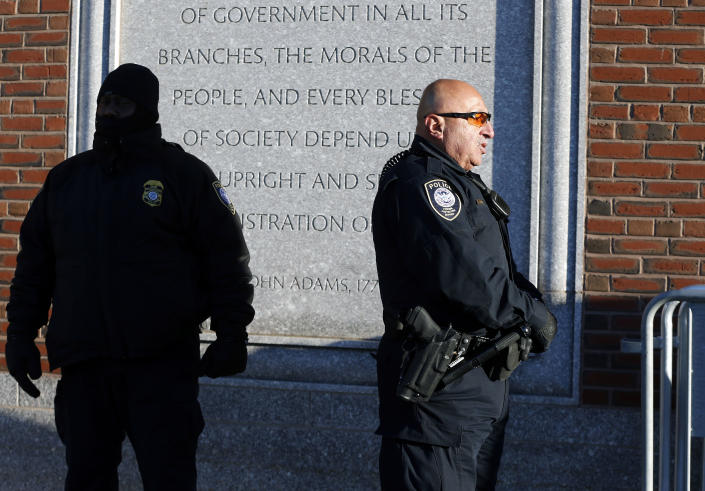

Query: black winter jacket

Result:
[372,135,543,333]
[7,125,255,369]
[372,135,545,445]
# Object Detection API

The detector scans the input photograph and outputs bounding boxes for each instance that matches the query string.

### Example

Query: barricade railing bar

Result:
[624,285,705,491]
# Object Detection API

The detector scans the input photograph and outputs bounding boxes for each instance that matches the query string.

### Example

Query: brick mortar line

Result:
[592,5,705,8]
[588,137,705,140]
[588,114,705,116]
[584,218,705,220]
[590,67,705,70]
[587,178,703,183]
[589,101,705,104]
[591,42,705,46]
[590,65,705,68]
[592,85,700,88]
[590,254,696,258]
[586,156,697,161]
[6,135,74,138]
[0,14,69,17]
[590,23,705,26]
[590,43,705,45]
[588,84,705,88]
[590,31,705,34]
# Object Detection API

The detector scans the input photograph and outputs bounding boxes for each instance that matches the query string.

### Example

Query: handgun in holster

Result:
[395,306,466,402]
[395,306,532,403]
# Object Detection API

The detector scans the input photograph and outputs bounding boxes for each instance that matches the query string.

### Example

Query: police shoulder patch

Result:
[424,179,461,221]
[212,180,235,215]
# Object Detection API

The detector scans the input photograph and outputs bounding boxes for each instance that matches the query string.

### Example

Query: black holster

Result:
[395,307,462,403]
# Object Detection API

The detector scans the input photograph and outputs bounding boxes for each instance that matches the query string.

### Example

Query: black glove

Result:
[527,302,557,353]
[5,326,41,398]
[483,326,533,381]
[199,329,248,378]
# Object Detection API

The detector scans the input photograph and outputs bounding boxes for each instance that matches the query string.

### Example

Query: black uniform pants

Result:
[379,381,509,491]
[54,357,204,491]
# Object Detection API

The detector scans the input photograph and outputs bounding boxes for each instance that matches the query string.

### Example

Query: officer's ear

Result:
[424,114,444,140]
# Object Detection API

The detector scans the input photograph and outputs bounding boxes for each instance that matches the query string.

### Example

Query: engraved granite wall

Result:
[68,0,587,400]
[120,1,519,340]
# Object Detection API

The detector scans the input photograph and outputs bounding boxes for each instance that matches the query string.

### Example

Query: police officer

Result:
[4,63,255,490]
[372,79,556,490]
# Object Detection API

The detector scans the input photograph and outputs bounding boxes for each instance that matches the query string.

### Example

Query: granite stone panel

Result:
[498,441,640,491]
[197,460,378,491]
[308,391,378,431]
[0,408,65,490]
[197,423,379,490]
[506,404,640,448]
[199,383,310,426]
[0,373,17,406]
[244,344,377,386]
[508,294,577,398]
[117,0,537,341]
[17,373,58,409]
[117,442,142,491]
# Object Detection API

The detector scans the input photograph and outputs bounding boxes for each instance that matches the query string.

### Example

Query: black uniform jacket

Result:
[7,125,255,369]
[371,135,544,445]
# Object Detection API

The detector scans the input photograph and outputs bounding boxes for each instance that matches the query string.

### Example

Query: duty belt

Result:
[383,309,493,351]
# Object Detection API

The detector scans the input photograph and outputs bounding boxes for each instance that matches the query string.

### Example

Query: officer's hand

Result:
[527,302,557,353]
[199,332,248,378]
[5,330,42,398]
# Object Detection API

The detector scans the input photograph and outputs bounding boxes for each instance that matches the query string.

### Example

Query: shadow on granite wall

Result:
[3,397,701,491]
[2,336,689,491]
[0,401,378,491]
[0,405,145,490]
[0,408,64,490]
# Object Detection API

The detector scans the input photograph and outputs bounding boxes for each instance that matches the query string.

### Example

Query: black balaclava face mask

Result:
[95,103,156,138]
[95,63,160,139]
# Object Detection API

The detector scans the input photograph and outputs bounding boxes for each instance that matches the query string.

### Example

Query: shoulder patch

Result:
[212,180,235,215]
[424,179,461,221]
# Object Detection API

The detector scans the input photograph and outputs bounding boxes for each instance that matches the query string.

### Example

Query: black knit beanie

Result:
[96,63,159,122]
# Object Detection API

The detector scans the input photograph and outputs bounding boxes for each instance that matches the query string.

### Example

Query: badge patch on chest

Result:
[212,180,235,215]
[424,179,461,221]
[142,180,164,207]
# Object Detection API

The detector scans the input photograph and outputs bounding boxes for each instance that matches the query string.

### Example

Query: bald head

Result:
[415,79,494,170]
[416,79,483,133]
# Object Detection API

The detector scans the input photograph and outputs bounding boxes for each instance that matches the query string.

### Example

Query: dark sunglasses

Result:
[436,112,492,127]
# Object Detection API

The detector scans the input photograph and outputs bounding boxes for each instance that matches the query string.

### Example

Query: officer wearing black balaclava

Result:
[5,63,254,490]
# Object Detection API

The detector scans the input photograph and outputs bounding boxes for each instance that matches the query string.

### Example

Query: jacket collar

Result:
[411,135,468,176]
[411,135,490,187]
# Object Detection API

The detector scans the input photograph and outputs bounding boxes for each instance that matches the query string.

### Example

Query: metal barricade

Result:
[623,285,705,491]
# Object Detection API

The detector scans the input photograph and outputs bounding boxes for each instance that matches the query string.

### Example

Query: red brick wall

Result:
[0,0,70,371]
[585,0,705,406]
